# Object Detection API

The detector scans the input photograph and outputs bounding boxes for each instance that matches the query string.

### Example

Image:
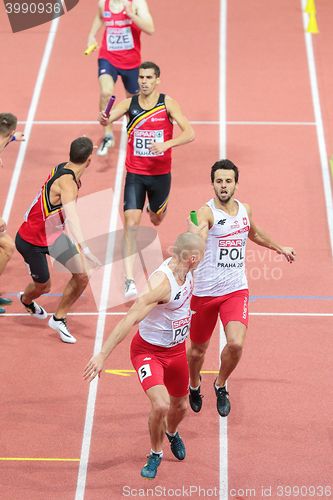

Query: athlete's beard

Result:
[215,186,236,204]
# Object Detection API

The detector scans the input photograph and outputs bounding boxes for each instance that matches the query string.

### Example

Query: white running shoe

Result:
[48,315,77,344]
[96,135,115,156]
[19,292,47,320]
[124,278,137,300]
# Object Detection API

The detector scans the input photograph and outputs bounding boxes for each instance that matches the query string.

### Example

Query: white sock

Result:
[151,449,163,457]
[166,430,177,437]
[215,382,226,390]
[189,384,200,391]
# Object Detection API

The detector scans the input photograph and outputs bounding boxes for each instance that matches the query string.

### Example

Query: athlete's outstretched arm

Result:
[99,98,131,126]
[126,0,155,35]
[148,97,195,155]
[188,205,212,244]
[245,203,296,263]
[84,272,171,381]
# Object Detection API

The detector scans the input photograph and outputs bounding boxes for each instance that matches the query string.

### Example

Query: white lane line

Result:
[2,311,333,318]
[219,1,228,499]
[2,18,60,223]
[251,312,333,317]
[227,121,315,126]
[74,119,127,500]
[301,0,333,257]
[17,120,316,126]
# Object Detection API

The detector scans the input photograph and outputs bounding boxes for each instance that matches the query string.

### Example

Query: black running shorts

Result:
[123,172,171,214]
[15,232,79,283]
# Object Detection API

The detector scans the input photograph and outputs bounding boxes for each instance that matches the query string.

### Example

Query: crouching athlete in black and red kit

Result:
[15,137,99,344]
[99,61,195,299]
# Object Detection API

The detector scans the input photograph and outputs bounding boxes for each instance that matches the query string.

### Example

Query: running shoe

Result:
[166,432,186,460]
[96,135,115,156]
[214,379,231,417]
[48,315,77,344]
[0,307,5,314]
[140,453,162,479]
[0,297,12,305]
[124,278,137,300]
[189,381,203,413]
[19,292,47,320]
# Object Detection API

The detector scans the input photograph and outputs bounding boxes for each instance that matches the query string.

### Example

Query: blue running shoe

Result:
[140,453,162,479]
[166,432,186,460]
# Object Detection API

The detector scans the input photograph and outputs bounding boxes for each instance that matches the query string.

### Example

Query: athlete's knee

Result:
[125,220,139,230]
[100,88,112,101]
[73,272,89,289]
[151,399,170,419]
[189,342,208,361]
[227,340,243,357]
[150,215,163,226]
[171,397,187,415]
[35,280,51,294]
[0,235,15,259]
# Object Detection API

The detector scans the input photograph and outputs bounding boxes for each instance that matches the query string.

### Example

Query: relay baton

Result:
[84,42,97,56]
[105,95,116,117]
[190,210,199,226]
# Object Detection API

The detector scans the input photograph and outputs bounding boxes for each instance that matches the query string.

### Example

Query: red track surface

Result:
[1,1,332,499]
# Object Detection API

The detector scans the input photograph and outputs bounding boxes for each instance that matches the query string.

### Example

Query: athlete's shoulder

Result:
[198,204,214,224]
[241,202,252,214]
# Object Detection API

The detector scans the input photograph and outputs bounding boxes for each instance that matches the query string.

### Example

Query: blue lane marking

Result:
[3,293,333,301]
[4,292,64,297]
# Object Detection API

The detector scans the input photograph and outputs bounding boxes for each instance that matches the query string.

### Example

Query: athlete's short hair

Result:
[69,137,93,164]
[0,113,17,137]
[139,61,160,78]
[211,159,239,183]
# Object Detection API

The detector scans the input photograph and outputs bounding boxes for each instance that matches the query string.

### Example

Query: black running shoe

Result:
[166,432,186,460]
[189,376,203,413]
[214,379,231,417]
[140,453,162,479]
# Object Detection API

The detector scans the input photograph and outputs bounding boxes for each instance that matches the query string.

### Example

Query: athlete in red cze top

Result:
[99,61,195,299]
[87,0,154,155]
[188,160,296,417]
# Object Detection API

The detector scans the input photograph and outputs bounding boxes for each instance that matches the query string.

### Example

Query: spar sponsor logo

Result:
[134,129,164,156]
[219,239,243,248]
[217,238,246,267]
[172,315,191,344]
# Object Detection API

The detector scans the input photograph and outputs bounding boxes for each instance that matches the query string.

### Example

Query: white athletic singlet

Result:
[139,258,193,348]
[193,199,250,296]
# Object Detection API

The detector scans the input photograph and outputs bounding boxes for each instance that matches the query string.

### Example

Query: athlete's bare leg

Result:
[123,209,142,281]
[21,279,51,304]
[55,273,89,318]
[0,233,14,275]
[146,385,170,452]
[148,209,167,226]
[99,74,115,138]
[187,339,210,388]
[166,395,187,434]
[216,321,247,387]
[54,253,89,318]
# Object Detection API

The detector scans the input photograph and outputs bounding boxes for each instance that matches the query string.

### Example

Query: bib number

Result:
[217,238,245,268]
[138,363,152,383]
[172,316,191,344]
[106,27,134,51]
[133,130,164,157]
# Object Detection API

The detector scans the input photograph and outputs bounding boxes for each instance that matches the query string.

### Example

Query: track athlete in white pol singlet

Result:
[84,232,205,480]
[188,159,296,417]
